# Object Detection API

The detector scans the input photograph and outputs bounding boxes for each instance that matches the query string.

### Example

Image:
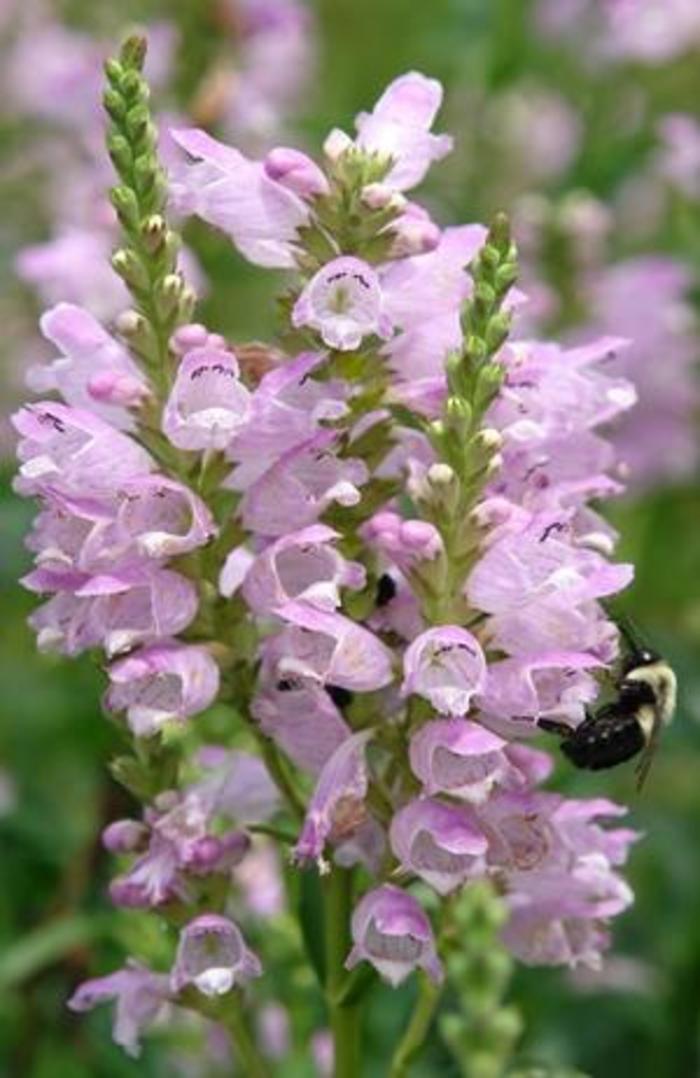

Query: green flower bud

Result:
[120,68,143,102]
[107,134,133,175]
[110,186,140,230]
[485,311,511,352]
[103,89,126,121]
[489,211,511,255]
[495,261,518,293]
[475,281,497,308]
[119,33,147,72]
[112,248,150,291]
[103,58,124,87]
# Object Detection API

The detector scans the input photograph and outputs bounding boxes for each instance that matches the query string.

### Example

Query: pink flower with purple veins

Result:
[466,514,633,616]
[105,642,220,736]
[293,730,372,868]
[162,347,251,451]
[228,351,348,488]
[112,475,217,559]
[292,257,394,351]
[346,885,443,986]
[272,601,394,692]
[169,127,309,267]
[402,626,487,715]
[68,961,171,1058]
[12,402,153,498]
[252,674,350,774]
[390,797,488,894]
[353,72,454,191]
[240,432,368,536]
[478,651,603,737]
[409,718,511,803]
[241,524,365,613]
[171,914,262,997]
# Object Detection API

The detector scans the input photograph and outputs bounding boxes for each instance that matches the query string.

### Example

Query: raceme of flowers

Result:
[14,40,642,1065]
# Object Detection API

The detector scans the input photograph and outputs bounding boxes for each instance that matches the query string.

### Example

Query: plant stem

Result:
[222,995,272,1078]
[323,867,362,1078]
[389,972,442,1078]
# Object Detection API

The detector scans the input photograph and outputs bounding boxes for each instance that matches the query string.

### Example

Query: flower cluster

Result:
[535,0,700,64]
[15,39,643,1068]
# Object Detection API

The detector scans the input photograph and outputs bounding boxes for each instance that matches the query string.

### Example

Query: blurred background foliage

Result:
[0,1,699,1075]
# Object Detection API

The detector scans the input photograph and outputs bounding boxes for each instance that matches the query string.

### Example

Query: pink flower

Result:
[466,514,633,616]
[402,627,487,715]
[264,146,329,198]
[228,351,348,488]
[252,675,350,774]
[273,601,394,692]
[657,113,700,199]
[105,642,220,736]
[17,232,129,322]
[110,475,216,560]
[162,347,251,451]
[354,72,454,190]
[241,524,365,613]
[381,225,487,380]
[171,914,262,996]
[478,651,602,735]
[390,797,488,894]
[346,885,443,986]
[409,719,510,803]
[239,432,368,537]
[362,511,443,575]
[292,257,393,351]
[13,403,152,497]
[68,961,170,1058]
[293,731,372,867]
[169,128,309,267]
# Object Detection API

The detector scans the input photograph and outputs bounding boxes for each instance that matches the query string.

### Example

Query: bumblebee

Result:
[540,625,676,789]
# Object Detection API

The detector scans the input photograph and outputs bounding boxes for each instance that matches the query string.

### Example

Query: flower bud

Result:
[264,147,329,198]
[323,127,353,161]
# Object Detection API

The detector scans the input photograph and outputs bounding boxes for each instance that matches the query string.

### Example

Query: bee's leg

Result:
[537,718,573,737]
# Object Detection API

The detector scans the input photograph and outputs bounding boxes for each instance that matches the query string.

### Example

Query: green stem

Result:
[222,996,272,1078]
[323,867,362,1078]
[389,973,442,1078]
[256,734,306,820]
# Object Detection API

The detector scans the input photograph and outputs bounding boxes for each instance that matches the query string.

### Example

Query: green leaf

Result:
[0,915,110,991]
[298,870,327,987]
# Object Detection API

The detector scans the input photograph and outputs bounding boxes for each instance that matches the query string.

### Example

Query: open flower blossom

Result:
[105,642,220,736]
[390,798,488,894]
[162,347,251,451]
[14,46,651,1069]
[292,256,393,351]
[171,914,262,996]
[347,885,443,986]
[68,962,171,1058]
[402,627,488,715]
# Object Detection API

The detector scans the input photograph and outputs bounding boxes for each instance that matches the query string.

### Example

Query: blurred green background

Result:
[1,1,699,1075]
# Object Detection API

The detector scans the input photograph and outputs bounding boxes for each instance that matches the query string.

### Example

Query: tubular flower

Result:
[12,42,649,1069]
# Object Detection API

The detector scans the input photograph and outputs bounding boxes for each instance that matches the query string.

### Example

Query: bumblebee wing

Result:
[634,706,662,791]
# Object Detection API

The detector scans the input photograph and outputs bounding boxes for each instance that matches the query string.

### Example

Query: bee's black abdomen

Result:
[561,710,646,771]
[327,684,353,709]
[376,573,397,607]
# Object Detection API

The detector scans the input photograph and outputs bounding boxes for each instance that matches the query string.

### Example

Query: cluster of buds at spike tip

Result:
[103,36,195,380]
[427,214,516,487]
[439,883,522,1078]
